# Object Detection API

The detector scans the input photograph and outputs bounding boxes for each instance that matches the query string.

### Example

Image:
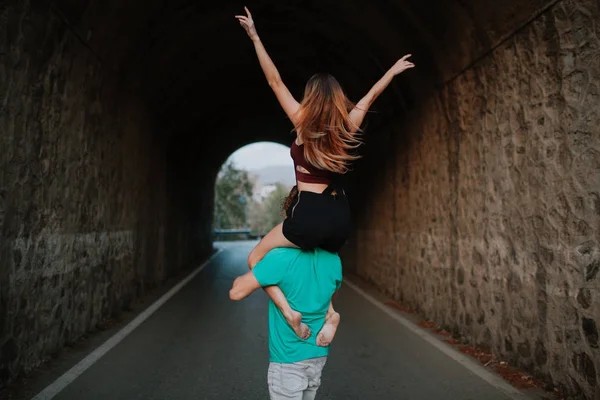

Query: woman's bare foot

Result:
[317,312,340,346]
[287,309,311,339]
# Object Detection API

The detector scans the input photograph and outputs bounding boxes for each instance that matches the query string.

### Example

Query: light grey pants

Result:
[267,357,328,400]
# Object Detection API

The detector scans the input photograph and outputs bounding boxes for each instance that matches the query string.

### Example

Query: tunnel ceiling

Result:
[51,0,554,164]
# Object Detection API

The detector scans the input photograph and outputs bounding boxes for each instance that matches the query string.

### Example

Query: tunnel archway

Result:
[212,141,294,238]
[222,142,294,176]
[2,0,599,397]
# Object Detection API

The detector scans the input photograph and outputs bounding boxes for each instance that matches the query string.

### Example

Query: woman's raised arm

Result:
[236,7,301,124]
[349,54,415,131]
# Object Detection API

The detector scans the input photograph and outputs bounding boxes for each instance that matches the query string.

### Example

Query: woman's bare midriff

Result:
[297,180,330,194]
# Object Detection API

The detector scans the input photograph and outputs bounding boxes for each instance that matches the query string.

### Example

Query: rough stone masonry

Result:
[0,0,211,386]
[348,0,600,398]
[1,0,599,399]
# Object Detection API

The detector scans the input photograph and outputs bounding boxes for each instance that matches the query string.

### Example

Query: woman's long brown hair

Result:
[294,73,362,174]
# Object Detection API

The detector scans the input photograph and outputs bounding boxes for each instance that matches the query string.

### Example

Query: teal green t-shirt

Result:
[252,248,342,363]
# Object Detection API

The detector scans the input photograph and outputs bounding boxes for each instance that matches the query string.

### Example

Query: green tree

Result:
[248,183,291,235]
[213,161,254,229]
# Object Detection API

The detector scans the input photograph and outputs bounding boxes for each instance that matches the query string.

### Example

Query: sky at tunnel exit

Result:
[227,142,292,170]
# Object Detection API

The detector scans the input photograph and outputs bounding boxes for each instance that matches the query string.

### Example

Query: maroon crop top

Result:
[290,140,335,184]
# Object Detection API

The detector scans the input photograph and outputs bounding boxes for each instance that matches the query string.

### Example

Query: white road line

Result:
[31,249,224,400]
[343,279,533,400]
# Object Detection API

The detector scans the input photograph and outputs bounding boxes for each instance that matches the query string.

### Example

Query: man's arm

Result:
[230,248,291,301]
[229,271,262,301]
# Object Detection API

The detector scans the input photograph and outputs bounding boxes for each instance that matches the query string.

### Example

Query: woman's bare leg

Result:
[248,223,310,339]
[248,222,296,267]
[317,301,340,347]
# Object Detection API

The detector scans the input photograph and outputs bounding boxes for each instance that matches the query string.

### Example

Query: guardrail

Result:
[213,228,253,241]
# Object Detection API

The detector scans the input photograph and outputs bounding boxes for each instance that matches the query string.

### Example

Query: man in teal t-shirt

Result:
[229,247,342,400]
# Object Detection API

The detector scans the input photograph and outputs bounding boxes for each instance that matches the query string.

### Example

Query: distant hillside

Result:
[249,165,296,187]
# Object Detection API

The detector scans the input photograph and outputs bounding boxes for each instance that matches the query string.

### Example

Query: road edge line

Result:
[31,248,224,400]
[344,279,533,400]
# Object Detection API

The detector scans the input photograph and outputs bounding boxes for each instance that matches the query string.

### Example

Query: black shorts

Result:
[282,185,352,253]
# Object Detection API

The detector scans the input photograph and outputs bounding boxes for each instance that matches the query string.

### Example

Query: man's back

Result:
[252,247,342,363]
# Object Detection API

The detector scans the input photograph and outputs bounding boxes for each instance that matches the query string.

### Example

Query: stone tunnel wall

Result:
[348,0,599,398]
[0,1,209,386]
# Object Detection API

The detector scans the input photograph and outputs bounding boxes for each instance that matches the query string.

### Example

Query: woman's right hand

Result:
[235,7,259,41]
[390,54,415,75]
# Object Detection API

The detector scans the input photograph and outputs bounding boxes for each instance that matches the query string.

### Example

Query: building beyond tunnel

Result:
[1,0,599,398]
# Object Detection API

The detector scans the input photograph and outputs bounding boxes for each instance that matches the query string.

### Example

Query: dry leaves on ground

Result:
[382,298,552,394]
[492,362,544,389]
[418,320,437,329]
[384,300,413,313]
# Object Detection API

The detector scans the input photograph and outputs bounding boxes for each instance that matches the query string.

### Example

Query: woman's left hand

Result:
[235,7,259,41]
[390,54,415,75]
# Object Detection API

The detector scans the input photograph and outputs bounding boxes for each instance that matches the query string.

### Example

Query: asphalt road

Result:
[46,242,520,400]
